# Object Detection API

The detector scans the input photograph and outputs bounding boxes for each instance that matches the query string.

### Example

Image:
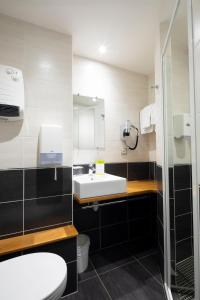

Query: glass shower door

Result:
[162,0,198,299]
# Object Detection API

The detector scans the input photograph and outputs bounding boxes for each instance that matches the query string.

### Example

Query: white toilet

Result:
[0,252,67,300]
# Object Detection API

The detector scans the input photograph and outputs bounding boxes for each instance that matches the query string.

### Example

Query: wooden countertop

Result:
[0,225,78,256]
[74,180,158,204]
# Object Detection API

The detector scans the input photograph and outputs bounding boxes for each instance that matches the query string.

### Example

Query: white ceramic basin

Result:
[74,173,127,198]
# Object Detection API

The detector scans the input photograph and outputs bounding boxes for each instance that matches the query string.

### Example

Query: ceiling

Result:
[0,0,174,75]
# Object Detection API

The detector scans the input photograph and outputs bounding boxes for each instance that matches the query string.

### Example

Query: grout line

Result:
[24,221,72,233]
[0,199,24,205]
[78,274,97,284]
[90,239,136,254]
[61,290,78,299]
[175,212,192,218]
[0,193,73,205]
[24,193,72,201]
[120,243,158,260]
[134,255,163,286]
[90,259,113,300]
[0,230,23,239]
[95,258,136,276]
[134,250,158,260]
[174,188,192,192]
[176,236,193,245]
[120,244,163,286]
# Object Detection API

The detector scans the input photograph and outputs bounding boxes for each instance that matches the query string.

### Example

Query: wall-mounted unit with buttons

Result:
[173,113,191,139]
[0,64,24,121]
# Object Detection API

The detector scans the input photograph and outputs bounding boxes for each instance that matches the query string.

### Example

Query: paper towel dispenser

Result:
[0,64,24,121]
[173,113,191,139]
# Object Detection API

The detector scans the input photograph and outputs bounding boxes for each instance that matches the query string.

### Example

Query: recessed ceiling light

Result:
[92,97,97,102]
[99,45,107,54]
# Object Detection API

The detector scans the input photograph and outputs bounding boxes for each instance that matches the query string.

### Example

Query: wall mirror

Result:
[73,95,105,150]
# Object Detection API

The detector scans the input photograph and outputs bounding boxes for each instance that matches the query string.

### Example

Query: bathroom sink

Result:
[74,173,127,198]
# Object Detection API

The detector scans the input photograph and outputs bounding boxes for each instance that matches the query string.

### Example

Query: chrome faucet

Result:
[88,164,95,179]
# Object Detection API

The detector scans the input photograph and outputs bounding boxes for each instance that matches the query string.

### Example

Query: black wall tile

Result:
[129,218,154,240]
[171,260,176,285]
[0,169,23,203]
[82,229,101,254]
[169,167,174,198]
[157,193,163,224]
[174,164,191,190]
[149,162,156,180]
[24,195,72,231]
[105,163,127,178]
[170,230,175,261]
[158,244,164,280]
[175,213,192,242]
[124,236,157,255]
[128,162,149,181]
[101,201,127,226]
[101,223,128,248]
[175,189,192,216]
[25,167,72,199]
[0,251,23,262]
[74,206,100,232]
[63,261,78,296]
[24,238,77,263]
[128,196,155,220]
[156,165,162,193]
[176,238,193,263]
[73,193,158,253]
[0,201,23,237]
[158,219,164,253]
[170,198,175,230]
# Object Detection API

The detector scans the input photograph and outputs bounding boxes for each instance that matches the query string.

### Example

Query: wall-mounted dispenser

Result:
[120,120,139,150]
[39,125,63,166]
[0,64,24,121]
[173,113,191,139]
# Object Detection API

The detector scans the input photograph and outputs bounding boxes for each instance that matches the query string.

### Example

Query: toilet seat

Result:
[0,252,67,300]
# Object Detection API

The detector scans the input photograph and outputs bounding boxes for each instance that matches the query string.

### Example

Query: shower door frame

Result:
[161,0,200,299]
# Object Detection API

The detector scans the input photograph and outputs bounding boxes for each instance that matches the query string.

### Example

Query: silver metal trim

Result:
[81,199,127,209]
[187,0,200,299]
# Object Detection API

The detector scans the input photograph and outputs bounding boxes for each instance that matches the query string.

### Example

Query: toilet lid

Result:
[0,252,67,300]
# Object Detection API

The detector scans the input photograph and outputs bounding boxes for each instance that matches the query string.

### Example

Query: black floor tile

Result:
[90,244,133,274]
[78,260,96,282]
[100,260,166,300]
[63,277,110,300]
[138,254,163,284]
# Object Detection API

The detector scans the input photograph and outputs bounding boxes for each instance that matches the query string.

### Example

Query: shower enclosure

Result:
[162,0,200,299]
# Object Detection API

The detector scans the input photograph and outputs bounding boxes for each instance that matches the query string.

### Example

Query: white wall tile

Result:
[0,14,72,169]
[0,137,23,169]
